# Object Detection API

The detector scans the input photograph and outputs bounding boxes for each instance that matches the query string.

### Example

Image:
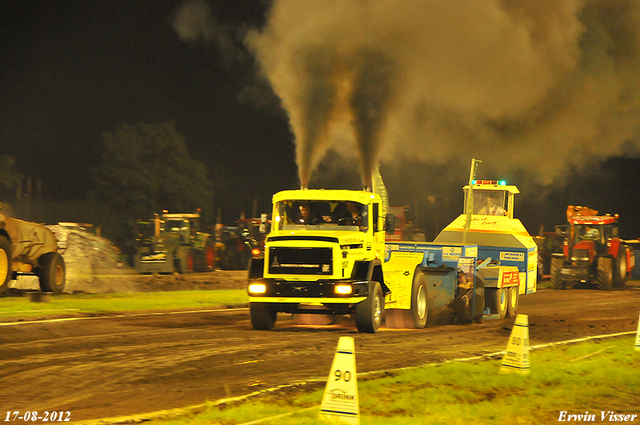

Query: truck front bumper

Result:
[247,278,370,304]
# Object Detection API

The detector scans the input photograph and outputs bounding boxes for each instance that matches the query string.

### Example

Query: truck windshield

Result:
[274,200,368,232]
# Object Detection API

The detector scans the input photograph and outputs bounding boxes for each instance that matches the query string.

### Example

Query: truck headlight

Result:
[334,284,353,295]
[248,283,267,294]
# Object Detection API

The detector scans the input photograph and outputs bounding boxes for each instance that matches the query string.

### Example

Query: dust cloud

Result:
[248,0,640,187]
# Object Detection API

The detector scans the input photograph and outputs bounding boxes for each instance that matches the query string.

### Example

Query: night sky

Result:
[1,0,296,222]
[2,1,640,238]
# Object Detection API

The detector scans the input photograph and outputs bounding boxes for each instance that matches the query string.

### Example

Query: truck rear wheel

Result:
[37,252,66,294]
[486,288,507,319]
[0,236,11,294]
[250,303,277,330]
[596,256,613,290]
[506,286,519,318]
[385,272,428,329]
[410,271,428,328]
[550,256,566,290]
[355,281,383,333]
[613,246,627,288]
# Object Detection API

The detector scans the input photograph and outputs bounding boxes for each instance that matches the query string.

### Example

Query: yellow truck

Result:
[247,166,536,333]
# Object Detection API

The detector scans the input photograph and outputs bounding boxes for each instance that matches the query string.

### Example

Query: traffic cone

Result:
[500,314,530,374]
[319,337,360,425]
[635,311,640,352]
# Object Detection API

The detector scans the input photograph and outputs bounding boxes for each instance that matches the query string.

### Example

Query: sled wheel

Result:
[505,286,519,318]
[486,287,507,319]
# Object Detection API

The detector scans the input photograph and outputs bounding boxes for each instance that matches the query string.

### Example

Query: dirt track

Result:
[0,273,639,424]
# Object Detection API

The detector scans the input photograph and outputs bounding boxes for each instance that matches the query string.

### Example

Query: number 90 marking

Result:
[334,370,352,382]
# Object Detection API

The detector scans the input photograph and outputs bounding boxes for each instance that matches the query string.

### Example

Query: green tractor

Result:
[134,212,216,274]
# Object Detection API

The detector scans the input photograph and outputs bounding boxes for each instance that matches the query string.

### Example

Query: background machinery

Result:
[215,214,270,270]
[134,211,216,274]
[550,206,635,290]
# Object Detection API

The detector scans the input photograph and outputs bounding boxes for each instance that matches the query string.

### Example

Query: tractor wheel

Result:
[486,288,507,319]
[613,246,627,288]
[36,252,66,294]
[596,256,613,290]
[250,302,277,330]
[175,248,192,274]
[0,236,12,295]
[550,256,566,290]
[355,281,384,333]
[505,286,519,318]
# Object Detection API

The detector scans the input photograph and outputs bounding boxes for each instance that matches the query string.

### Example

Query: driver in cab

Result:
[479,193,506,216]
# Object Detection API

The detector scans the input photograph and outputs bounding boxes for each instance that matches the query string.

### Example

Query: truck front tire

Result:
[250,303,278,330]
[355,281,383,333]
[37,252,66,294]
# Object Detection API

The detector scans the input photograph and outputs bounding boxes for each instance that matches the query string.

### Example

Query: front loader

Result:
[0,210,66,295]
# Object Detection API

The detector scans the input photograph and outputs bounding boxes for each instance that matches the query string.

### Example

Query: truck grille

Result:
[268,247,333,275]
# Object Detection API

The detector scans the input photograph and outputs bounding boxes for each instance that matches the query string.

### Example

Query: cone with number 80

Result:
[500,314,530,374]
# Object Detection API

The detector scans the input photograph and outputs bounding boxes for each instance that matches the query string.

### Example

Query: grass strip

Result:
[0,290,248,320]
[143,336,639,425]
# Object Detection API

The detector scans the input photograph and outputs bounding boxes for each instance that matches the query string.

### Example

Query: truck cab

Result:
[247,189,392,332]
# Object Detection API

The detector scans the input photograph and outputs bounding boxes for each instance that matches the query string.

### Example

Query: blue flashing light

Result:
[472,180,477,184]
[498,180,506,186]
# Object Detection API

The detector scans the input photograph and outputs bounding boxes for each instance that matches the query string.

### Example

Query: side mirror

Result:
[259,213,268,234]
[385,214,396,234]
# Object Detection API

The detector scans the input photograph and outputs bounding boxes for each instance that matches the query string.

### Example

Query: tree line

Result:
[0,121,215,262]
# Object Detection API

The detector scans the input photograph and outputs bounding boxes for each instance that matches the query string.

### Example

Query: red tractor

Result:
[551,206,635,290]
